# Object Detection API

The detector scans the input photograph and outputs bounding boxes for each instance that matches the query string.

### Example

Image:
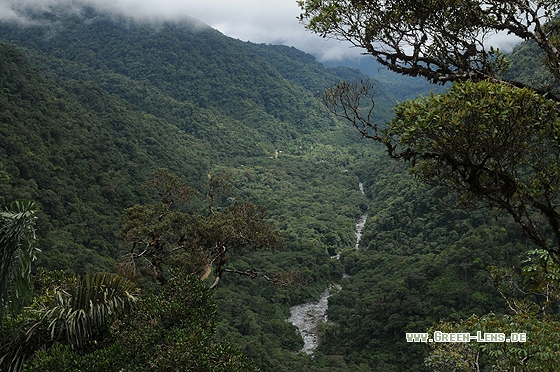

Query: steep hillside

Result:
[0,42,208,272]
[504,39,558,91]
[0,7,400,161]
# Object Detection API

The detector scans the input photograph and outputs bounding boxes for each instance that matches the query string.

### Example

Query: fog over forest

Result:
[0,0,521,61]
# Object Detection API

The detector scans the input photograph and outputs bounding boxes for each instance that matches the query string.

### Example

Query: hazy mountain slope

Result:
[0,41,209,272]
[504,39,558,92]
[0,8,387,161]
[0,6,394,275]
[322,57,448,102]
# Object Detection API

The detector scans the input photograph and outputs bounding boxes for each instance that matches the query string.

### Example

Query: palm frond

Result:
[36,272,139,348]
[0,200,38,321]
[1,273,139,372]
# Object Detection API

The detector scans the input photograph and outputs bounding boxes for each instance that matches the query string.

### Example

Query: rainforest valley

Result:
[1,3,559,372]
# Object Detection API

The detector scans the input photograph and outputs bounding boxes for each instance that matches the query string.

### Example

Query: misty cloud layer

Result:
[0,0,366,61]
[1,0,522,62]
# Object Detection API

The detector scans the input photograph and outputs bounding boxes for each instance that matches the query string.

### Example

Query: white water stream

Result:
[287,182,367,354]
[287,285,341,354]
[355,182,367,249]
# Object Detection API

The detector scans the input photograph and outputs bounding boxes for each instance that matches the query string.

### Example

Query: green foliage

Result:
[299,0,560,89]
[0,200,38,322]
[1,272,138,372]
[26,272,259,372]
[30,273,139,348]
[0,8,367,158]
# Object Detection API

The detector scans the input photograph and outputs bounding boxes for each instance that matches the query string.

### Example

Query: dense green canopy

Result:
[3,3,560,371]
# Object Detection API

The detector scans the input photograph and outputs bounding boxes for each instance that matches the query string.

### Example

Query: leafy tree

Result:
[117,169,198,283]
[118,169,282,287]
[191,201,284,289]
[0,200,38,322]
[29,272,139,348]
[389,81,560,262]
[298,0,560,91]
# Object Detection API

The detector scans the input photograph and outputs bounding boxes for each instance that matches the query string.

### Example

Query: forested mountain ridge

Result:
[0,7,399,157]
[0,7,376,269]
[0,41,209,272]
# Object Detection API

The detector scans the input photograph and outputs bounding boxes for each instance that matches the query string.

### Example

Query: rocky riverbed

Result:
[288,285,341,354]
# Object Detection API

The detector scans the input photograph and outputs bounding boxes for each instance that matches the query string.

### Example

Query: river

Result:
[356,182,367,249]
[288,182,367,354]
[287,285,341,354]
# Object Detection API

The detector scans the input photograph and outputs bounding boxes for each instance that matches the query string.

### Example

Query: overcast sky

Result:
[1,0,521,62]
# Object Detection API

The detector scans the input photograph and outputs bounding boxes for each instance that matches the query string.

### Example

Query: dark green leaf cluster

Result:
[24,271,258,372]
[0,200,38,321]
[1,271,138,372]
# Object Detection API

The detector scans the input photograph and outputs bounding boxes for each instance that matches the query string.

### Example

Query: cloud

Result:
[100,0,363,61]
[0,0,362,60]
[487,31,522,53]
[0,3,26,22]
